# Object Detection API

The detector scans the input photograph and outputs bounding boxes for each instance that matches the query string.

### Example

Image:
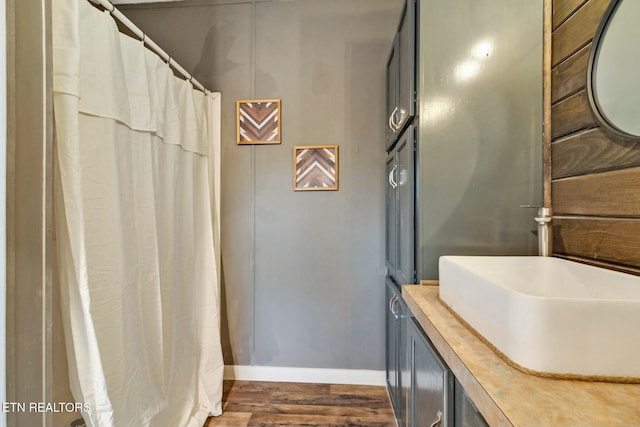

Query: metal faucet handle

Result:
[520,205,553,257]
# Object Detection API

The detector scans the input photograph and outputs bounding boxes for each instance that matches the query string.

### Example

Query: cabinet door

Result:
[454,378,489,427]
[385,280,401,415]
[395,0,417,134]
[399,296,411,427]
[396,126,415,285]
[385,154,398,278]
[409,318,451,427]
[385,0,417,150]
[385,35,399,151]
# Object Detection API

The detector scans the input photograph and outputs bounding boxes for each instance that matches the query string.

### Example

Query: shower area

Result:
[6,0,224,426]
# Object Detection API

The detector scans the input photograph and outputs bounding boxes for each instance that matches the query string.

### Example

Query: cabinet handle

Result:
[393,108,402,131]
[388,295,399,319]
[389,106,399,132]
[389,164,398,189]
[429,410,443,427]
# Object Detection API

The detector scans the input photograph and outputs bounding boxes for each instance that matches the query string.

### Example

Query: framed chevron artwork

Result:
[293,145,339,191]
[237,99,281,144]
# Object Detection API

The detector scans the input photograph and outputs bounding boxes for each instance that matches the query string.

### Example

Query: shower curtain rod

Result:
[87,0,208,94]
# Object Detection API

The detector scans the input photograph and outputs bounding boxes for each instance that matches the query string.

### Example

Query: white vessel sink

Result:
[439,256,640,380]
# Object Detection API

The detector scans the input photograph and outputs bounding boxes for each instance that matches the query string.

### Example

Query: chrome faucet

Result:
[534,207,552,257]
[521,205,553,257]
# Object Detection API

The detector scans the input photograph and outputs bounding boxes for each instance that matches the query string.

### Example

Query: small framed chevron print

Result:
[237,99,281,144]
[293,145,339,191]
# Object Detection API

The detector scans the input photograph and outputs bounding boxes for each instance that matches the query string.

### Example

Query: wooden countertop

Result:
[402,285,640,427]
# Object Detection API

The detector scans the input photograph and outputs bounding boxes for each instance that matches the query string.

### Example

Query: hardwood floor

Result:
[204,380,397,427]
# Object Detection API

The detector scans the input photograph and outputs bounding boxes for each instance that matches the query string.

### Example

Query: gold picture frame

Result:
[293,145,339,191]
[236,99,281,145]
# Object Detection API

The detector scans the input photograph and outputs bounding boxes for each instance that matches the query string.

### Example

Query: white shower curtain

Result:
[52,1,223,426]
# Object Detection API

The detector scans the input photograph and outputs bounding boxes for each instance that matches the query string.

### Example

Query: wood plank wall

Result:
[550,0,640,273]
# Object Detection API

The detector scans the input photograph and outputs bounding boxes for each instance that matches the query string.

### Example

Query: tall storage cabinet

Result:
[385,1,418,426]
[385,0,417,286]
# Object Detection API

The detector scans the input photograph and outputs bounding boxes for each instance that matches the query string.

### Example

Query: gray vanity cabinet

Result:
[408,317,453,427]
[385,0,417,150]
[386,287,454,427]
[402,314,490,427]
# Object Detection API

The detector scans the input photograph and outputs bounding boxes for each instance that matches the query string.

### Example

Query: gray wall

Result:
[416,0,543,279]
[121,0,402,369]
[6,0,56,426]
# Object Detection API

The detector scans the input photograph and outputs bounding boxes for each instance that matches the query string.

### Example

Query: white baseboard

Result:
[224,365,386,386]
